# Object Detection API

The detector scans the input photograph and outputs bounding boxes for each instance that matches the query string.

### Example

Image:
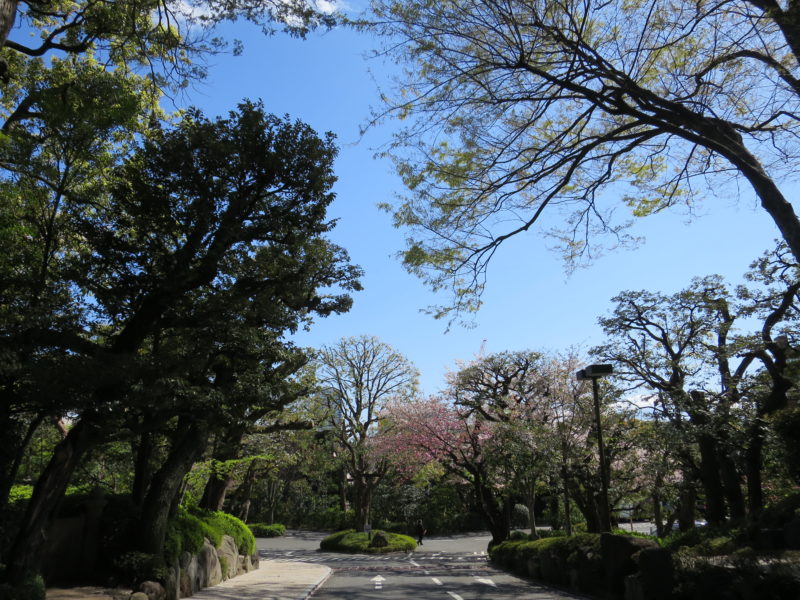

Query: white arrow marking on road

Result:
[432,577,443,586]
[474,577,497,587]
[447,593,464,600]
[371,575,386,590]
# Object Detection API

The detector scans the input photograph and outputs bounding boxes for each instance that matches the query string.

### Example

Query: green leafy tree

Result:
[1,100,361,581]
[593,243,799,522]
[367,0,800,322]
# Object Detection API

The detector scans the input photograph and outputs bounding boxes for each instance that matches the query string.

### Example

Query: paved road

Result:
[257,532,588,600]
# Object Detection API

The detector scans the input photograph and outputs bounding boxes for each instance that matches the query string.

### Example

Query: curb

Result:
[300,565,333,599]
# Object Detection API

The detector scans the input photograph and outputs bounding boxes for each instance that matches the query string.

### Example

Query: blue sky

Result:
[193,16,791,396]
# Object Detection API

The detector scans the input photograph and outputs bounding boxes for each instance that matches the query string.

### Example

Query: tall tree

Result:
[315,335,418,531]
[593,244,799,522]
[1,101,362,581]
[367,0,800,322]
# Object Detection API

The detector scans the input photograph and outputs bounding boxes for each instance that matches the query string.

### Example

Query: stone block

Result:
[138,580,165,600]
[217,535,239,580]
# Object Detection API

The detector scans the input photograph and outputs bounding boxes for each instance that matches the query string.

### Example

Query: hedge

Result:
[320,529,416,554]
[248,523,286,537]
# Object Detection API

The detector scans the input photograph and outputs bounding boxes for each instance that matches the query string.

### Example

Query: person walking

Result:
[416,519,426,545]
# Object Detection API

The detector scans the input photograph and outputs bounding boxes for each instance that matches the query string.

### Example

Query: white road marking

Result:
[410,560,421,567]
[474,577,497,587]
[432,577,443,585]
[447,593,464,600]
[371,575,386,590]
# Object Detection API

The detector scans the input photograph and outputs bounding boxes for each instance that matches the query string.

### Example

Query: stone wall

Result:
[133,534,259,600]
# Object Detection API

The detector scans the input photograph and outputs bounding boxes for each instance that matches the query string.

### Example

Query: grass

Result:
[319,529,417,554]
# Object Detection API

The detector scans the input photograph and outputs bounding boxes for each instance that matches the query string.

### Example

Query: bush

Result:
[612,528,661,543]
[0,573,45,600]
[490,533,602,591]
[162,507,255,567]
[540,529,567,538]
[760,491,800,528]
[191,509,256,556]
[772,407,800,483]
[249,523,286,537]
[320,529,416,554]
[113,551,168,586]
[164,507,213,563]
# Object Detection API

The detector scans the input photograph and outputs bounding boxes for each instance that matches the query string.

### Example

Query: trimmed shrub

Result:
[189,508,256,556]
[164,507,213,563]
[320,529,416,554]
[490,533,602,594]
[249,523,286,537]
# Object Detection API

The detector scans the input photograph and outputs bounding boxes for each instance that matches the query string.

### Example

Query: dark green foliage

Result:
[760,491,800,528]
[0,573,45,600]
[491,533,603,593]
[542,529,568,538]
[612,528,660,543]
[192,509,256,556]
[299,507,355,531]
[163,507,215,564]
[662,524,743,553]
[508,530,528,541]
[319,529,416,553]
[248,523,286,537]
[490,533,601,567]
[771,407,800,483]
[113,552,168,587]
[672,553,800,600]
[164,507,256,560]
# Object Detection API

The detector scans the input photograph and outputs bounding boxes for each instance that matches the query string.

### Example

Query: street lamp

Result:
[576,364,614,533]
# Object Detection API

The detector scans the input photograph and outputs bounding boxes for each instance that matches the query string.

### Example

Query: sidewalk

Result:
[190,560,331,600]
[46,560,332,600]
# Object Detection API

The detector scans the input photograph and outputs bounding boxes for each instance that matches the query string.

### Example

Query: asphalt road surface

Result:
[256,532,588,600]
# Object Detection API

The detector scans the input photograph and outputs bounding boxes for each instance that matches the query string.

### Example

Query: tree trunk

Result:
[677,476,697,531]
[229,460,257,522]
[469,468,508,546]
[745,418,766,517]
[137,420,209,555]
[721,140,800,266]
[650,468,667,537]
[560,451,572,535]
[697,432,726,524]
[5,419,101,583]
[200,472,234,512]
[339,466,348,512]
[526,484,538,537]
[199,429,245,512]
[132,430,156,507]
[0,0,17,52]
[352,475,373,531]
[0,410,43,510]
[720,452,746,521]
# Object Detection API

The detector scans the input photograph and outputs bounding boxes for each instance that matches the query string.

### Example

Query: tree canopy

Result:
[367,0,800,322]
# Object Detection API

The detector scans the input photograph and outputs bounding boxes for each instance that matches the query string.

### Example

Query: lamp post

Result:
[576,364,614,533]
